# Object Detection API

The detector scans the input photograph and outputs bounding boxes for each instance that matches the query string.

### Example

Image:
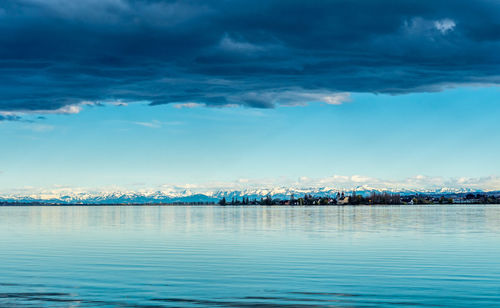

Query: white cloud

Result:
[322,93,351,105]
[130,120,182,128]
[298,176,311,182]
[219,34,265,53]
[132,120,162,128]
[281,90,351,107]
[309,174,500,192]
[8,103,85,116]
[108,101,128,107]
[81,100,131,107]
[173,102,205,109]
[156,174,500,193]
[51,104,83,114]
[434,19,456,34]
[0,100,138,123]
[234,89,352,107]
[404,17,456,36]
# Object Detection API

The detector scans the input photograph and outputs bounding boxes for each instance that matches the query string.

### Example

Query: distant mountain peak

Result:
[0,186,491,204]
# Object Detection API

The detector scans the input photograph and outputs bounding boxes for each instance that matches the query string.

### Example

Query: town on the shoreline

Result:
[218,192,500,206]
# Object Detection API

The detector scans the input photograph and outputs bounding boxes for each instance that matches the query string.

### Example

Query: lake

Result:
[1,205,499,307]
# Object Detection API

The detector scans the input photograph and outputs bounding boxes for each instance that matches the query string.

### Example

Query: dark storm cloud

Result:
[0,0,499,112]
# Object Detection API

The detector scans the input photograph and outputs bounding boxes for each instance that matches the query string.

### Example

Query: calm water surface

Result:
[1,205,500,307]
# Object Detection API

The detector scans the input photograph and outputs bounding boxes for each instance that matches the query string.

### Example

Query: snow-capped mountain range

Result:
[0,186,490,204]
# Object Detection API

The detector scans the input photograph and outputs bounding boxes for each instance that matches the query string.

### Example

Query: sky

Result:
[0,0,499,194]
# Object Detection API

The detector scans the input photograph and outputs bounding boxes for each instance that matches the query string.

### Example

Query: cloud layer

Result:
[1,0,499,113]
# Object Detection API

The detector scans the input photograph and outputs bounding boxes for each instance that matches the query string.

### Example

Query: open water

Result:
[0,205,499,307]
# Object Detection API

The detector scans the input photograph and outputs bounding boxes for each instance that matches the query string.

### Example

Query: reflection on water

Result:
[4,205,500,234]
[1,205,499,307]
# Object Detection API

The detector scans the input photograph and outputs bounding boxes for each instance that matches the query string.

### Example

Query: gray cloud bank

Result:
[1,0,499,113]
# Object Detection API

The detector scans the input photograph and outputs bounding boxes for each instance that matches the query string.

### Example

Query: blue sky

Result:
[1,0,500,193]
[1,86,499,192]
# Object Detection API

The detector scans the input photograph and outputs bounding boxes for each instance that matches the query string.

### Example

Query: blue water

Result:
[1,205,500,307]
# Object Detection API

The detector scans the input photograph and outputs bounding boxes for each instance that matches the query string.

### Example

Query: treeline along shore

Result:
[1,192,499,206]
[218,192,500,206]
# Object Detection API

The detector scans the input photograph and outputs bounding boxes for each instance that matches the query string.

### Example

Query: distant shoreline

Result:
[1,203,499,207]
[0,203,216,206]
